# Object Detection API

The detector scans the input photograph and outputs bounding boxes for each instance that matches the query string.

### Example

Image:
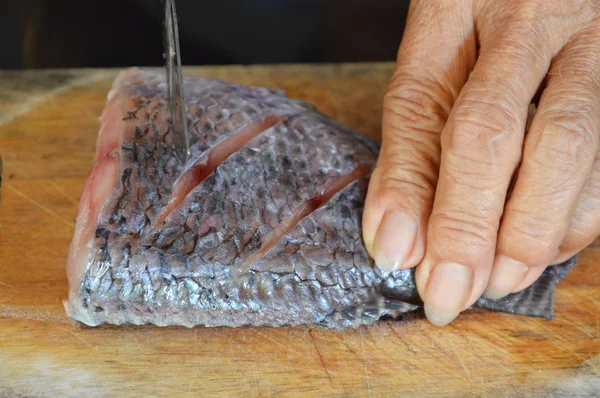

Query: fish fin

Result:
[473,256,577,319]
[321,291,418,329]
[355,295,419,319]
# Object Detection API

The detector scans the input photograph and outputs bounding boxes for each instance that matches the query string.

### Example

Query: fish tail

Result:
[472,256,577,319]
[327,256,577,328]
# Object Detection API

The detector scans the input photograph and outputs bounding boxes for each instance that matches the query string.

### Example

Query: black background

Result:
[1,0,410,70]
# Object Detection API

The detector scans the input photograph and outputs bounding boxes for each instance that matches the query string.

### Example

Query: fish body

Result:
[65,68,575,329]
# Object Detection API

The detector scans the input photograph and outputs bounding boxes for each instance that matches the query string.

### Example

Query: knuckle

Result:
[381,113,441,156]
[429,210,498,251]
[457,91,521,130]
[368,163,436,215]
[384,71,453,127]
[531,108,599,171]
[378,134,442,200]
[443,151,511,190]
[375,156,438,199]
[445,91,523,169]
[502,207,563,258]
[553,112,598,149]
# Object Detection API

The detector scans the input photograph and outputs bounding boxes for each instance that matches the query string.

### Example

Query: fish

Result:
[65,68,576,329]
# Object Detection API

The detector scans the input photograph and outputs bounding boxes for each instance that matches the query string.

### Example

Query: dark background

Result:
[1,0,410,70]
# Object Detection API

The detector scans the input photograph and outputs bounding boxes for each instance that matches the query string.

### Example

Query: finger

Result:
[363,0,476,272]
[416,23,561,326]
[485,28,600,299]
[552,153,600,264]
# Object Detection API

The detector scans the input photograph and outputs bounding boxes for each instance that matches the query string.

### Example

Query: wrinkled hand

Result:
[363,0,600,326]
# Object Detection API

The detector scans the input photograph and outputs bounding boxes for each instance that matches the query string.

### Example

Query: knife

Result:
[163,0,190,163]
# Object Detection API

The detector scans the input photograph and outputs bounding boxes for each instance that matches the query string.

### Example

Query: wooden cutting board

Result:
[0,63,598,397]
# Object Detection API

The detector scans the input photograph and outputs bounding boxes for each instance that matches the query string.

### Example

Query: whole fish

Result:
[65,68,575,329]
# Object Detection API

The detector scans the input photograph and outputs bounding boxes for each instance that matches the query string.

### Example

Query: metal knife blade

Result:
[163,0,190,163]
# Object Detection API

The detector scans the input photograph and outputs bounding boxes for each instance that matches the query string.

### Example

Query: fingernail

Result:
[424,262,473,326]
[483,255,529,300]
[372,211,418,271]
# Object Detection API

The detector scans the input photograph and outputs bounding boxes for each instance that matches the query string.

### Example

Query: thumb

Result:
[363,0,475,272]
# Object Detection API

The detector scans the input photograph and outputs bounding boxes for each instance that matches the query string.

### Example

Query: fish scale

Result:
[65,68,576,329]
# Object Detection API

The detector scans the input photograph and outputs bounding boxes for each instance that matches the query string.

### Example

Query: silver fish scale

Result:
[71,69,576,329]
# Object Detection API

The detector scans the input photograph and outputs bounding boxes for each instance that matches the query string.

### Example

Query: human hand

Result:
[363,0,600,326]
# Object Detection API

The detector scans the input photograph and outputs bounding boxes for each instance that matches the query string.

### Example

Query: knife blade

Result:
[163,0,190,163]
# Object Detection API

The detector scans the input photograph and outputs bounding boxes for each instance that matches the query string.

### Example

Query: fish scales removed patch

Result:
[65,68,577,329]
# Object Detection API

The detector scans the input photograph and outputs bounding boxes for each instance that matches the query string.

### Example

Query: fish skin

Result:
[65,68,576,329]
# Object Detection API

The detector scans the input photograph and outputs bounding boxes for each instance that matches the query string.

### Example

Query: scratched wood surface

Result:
[0,63,598,397]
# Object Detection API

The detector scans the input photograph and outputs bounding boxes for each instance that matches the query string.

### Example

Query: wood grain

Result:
[0,63,598,397]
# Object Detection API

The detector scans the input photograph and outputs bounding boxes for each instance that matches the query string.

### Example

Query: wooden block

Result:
[0,64,598,397]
